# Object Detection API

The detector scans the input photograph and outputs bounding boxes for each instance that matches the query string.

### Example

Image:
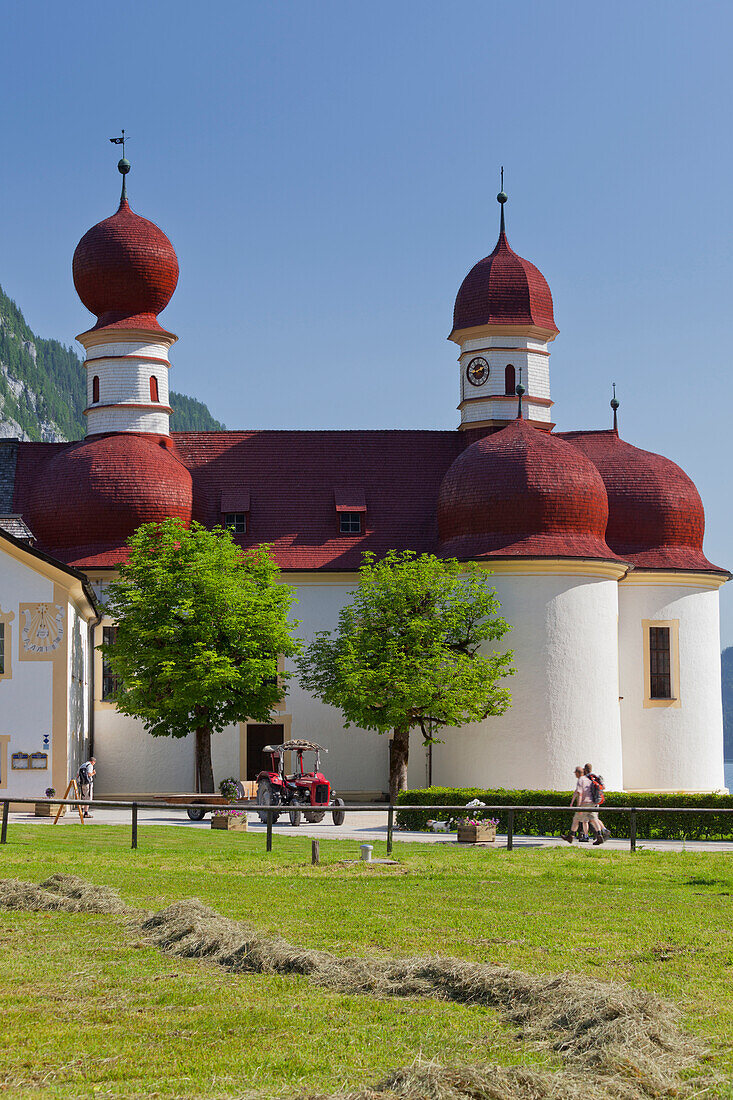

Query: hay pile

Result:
[138,899,702,1098]
[0,877,708,1098]
[0,873,127,915]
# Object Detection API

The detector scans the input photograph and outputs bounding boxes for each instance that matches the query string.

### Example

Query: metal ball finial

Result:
[497,191,508,204]
[610,383,619,431]
[515,382,526,396]
[118,157,131,175]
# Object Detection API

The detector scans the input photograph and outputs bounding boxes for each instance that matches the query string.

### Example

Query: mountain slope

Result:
[0,283,224,440]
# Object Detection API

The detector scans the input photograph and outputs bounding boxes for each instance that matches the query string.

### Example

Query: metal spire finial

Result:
[516,365,525,420]
[497,166,508,235]
[610,382,620,433]
[110,130,130,202]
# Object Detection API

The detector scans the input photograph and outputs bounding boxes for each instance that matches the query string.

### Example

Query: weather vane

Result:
[109,129,127,157]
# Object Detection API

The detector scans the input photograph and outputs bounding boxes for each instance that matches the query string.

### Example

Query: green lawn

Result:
[0,825,731,1098]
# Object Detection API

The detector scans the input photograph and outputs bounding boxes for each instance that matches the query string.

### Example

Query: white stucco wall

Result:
[424,571,624,792]
[83,334,172,436]
[618,580,726,792]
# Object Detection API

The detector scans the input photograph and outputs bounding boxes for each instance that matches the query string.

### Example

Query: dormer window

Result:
[220,491,250,536]
[339,512,362,534]
[92,375,100,403]
[150,376,159,402]
[335,489,366,535]
[225,513,247,534]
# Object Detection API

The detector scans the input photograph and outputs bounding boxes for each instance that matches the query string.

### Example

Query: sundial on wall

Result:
[20,603,65,655]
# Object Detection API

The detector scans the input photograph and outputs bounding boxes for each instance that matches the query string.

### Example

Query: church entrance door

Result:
[246,724,284,780]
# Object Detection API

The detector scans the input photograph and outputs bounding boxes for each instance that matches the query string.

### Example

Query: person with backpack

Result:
[584,763,610,841]
[78,757,96,818]
[561,765,605,845]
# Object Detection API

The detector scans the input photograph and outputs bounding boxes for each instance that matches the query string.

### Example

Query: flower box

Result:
[457,823,496,844]
[34,802,66,818]
[211,813,247,831]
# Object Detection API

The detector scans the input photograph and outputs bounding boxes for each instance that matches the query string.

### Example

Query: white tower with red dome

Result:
[449,190,558,432]
[73,155,179,437]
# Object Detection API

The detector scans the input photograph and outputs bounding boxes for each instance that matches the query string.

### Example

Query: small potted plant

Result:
[457,816,499,844]
[35,786,65,818]
[211,777,247,831]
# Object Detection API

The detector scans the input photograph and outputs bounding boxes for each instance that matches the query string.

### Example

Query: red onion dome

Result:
[438,419,615,560]
[452,197,557,335]
[562,431,724,572]
[28,433,192,558]
[73,199,179,333]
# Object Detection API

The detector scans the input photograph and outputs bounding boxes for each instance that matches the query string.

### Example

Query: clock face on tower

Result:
[20,603,65,656]
[466,357,489,387]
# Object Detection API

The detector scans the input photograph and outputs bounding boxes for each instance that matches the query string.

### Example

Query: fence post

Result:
[312,839,319,865]
[266,807,273,853]
[131,802,138,850]
[1,800,8,845]
[629,810,637,853]
[387,804,394,856]
[506,809,514,851]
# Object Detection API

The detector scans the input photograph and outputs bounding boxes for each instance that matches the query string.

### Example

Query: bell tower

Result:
[449,188,558,432]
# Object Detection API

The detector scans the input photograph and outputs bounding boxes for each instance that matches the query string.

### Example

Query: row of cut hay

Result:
[0,873,128,915]
[137,899,704,1097]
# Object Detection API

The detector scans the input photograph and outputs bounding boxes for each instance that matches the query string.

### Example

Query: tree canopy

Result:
[103,519,299,791]
[296,551,514,798]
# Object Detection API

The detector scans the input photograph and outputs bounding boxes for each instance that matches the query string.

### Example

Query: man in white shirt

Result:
[561,766,604,845]
[78,757,96,818]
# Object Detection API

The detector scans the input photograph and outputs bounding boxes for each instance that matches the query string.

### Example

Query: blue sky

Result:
[2,0,733,641]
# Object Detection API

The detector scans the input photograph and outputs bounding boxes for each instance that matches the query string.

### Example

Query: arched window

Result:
[150,376,159,402]
[92,376,99,403]
[505,364,516,395]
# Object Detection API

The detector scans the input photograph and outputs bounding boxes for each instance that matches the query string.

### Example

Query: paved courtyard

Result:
[7,806,733,853]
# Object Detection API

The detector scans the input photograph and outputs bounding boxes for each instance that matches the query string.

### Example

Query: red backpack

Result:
[587,773,605,805]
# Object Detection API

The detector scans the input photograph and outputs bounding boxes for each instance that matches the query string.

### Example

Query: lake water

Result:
[726,760,733,792]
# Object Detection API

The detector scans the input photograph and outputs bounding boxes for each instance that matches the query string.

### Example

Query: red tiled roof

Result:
[560,430,725,573]
[438,419,617,561]
[72,198,179,334]
[452,228,558,334]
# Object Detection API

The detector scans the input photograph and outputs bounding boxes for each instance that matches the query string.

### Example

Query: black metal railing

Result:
[1,797,732,855]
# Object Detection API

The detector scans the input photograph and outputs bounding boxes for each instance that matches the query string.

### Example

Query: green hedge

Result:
[396,787,733,841]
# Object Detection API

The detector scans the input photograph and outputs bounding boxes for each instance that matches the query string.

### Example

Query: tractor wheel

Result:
[257,780,280,824]
[304,811,326,823]
[186,807,207,821]
[289,809,302,827]
[331,796,346,826]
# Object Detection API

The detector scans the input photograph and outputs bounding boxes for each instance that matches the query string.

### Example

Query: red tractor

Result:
[256,739,346,827]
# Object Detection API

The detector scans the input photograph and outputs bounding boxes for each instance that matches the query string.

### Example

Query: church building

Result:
[0,160,728,800]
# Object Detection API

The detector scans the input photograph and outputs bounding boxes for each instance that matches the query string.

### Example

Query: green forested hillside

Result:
[0,283,224,441]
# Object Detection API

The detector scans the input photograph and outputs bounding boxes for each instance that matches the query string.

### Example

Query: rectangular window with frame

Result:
[643,619,680,708]
[225,512,247,535]
[339,512,362,534]
[649,626,671,699]
[102,626,120,702]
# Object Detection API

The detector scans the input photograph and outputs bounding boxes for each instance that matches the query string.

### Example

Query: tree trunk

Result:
[196,726,215,793]
[389,725,410,803]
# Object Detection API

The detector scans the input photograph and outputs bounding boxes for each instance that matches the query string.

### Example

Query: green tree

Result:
[296,551,514,800]
[102,519,299,792]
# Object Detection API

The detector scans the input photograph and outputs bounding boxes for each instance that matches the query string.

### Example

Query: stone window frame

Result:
[642,618,681,708]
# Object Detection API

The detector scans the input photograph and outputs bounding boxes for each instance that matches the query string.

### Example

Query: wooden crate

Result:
[211,814,248,831]
[457,824,496,844]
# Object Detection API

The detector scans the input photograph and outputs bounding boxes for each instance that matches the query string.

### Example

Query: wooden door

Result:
[246,724,284,780]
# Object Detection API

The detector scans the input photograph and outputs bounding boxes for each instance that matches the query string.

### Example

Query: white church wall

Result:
[427,570,624,792]
[0,553,55,799]
[618,578,726,792]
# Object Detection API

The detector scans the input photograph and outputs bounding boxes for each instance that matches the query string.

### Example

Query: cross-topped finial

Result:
[610,382,620,433]
[516,365,525,420]
[110,130,131,202]
[497,166,508,234]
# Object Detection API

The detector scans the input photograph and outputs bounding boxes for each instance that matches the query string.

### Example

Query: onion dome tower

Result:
[72,149,179,437]
[450,182,558,432]
[438,418,615,561]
